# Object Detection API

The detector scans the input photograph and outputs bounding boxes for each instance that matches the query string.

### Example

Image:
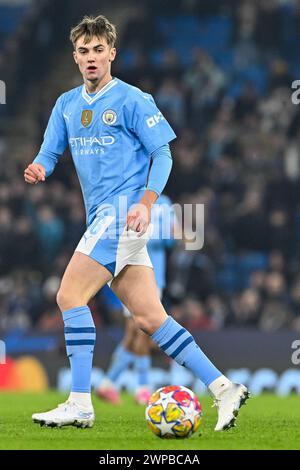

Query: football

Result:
[145,385,203,438]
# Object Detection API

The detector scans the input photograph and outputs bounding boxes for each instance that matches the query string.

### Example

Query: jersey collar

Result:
[81,78,118,105]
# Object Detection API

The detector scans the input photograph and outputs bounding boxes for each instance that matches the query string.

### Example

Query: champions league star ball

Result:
[145,385,203,438]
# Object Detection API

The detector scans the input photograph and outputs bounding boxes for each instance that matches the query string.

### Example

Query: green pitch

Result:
[0,391,299,450]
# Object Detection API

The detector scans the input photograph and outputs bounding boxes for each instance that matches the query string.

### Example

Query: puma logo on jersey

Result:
[63,112,71,121]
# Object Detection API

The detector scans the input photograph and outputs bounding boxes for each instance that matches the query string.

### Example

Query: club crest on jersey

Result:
[81,110,93,127]
[102,109,117,125]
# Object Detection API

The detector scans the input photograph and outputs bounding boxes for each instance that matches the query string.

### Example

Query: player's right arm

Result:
[24,94,68,184]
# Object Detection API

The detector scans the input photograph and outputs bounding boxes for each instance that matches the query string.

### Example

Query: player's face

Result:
[73,35,116,83]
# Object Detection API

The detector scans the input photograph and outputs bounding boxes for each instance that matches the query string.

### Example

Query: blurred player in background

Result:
[24,15,249,431]
[96,194,176,405]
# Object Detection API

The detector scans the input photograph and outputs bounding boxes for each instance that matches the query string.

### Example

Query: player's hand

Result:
[24,163,46,184]
[126,202,151,237]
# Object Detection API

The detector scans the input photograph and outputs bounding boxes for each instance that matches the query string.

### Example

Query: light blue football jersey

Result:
[34,78,176,224]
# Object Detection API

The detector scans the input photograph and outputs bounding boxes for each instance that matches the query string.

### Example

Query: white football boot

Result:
[32,401,95,428]
[213,383,250,431]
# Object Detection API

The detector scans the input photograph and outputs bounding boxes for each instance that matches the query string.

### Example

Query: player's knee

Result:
[134,316,151,335]
[134,314,163,336]
[56,289,68,311]
[56,288,82,312]
[129,301,164,333]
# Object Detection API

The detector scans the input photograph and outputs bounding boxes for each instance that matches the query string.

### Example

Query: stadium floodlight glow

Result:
[0,80,6,105]
[0,340,6,364]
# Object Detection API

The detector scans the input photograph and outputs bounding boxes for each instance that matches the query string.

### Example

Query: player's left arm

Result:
[126,92,176,236]
[126,144,173,235]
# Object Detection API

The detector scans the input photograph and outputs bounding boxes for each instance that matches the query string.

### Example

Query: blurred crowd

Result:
[1,0,300,333]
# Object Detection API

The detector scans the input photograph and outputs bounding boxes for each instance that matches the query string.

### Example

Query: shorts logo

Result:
[81,110,93,127]
[102,109,117,125]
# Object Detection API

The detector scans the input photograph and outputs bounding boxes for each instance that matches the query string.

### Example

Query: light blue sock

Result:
[112,342,125,361]
[151,316,222,387]
[135,355,151,386]
[63,306,96,393]
[107,344,136,382]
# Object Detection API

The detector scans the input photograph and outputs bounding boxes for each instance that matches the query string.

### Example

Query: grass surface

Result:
[0,391,299,450]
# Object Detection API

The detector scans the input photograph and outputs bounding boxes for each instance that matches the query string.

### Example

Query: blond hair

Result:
[70,15,117,48]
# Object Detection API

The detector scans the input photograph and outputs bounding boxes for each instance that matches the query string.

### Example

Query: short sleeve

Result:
[125,90,176,154]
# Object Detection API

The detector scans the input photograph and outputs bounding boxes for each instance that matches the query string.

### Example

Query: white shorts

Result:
[75,196,153,280]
